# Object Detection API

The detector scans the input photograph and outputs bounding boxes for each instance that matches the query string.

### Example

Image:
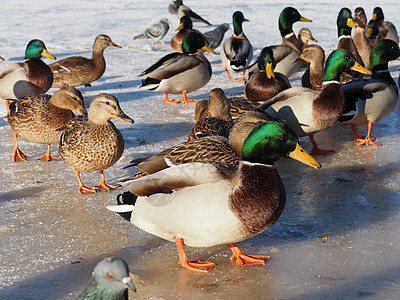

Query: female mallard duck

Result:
[49,34,121,88]
[259,49,371,154]
[293,44,325,89]
[58,93,134,194]
[188,88,233,141]
[108,121,320,273]
[0,39,55,114]
[6,86,86,162]
[170,16,202,53]
[139,31,214,104]
[298,28,317,52]
[353,8,372,70]
[244,47,291,102]
[370,7,399,44]
[221,11,253,82]
[339,39,400,146]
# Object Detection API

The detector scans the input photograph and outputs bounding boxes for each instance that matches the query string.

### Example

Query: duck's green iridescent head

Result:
[258,47,276,79]
[240,121,320,169]
[370,39,400,72]
[176,16,193,31]
[336,8,355,37]
[323,49,371,82]
[278,7,312,37]
[181,32,215,54]
[232,11,248,36]
[371,7,384,21]
[25,39,56,60]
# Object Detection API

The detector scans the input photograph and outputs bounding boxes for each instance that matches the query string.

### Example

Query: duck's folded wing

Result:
[138,53,201,80]
[259,87,316,110]
[124,161,235,196]
[49,57,93,72]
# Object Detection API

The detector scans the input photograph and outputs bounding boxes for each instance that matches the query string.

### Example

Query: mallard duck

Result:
[354,7,367,28]
[5,86,85,162]
[244,47,291,102]
[336,7,365,81]
[370,7,399,44]
[49,34,121,88]
[0,39,55,114]
[168,0,211,25]
[108,121,320,273]
[293,44,325,89]
[170,16,202,53]
[203,23,230,51]
[339,39,400,146]
[188,88,233,141]
[298,28,317,52]
[353,8,372,70]
[139,32,214,104]
[366,20,383,47]
[58,93,134,194]
[77,257,136,299]
[260,49,371,154]
[133,18,170,45]
[221,11,253,81]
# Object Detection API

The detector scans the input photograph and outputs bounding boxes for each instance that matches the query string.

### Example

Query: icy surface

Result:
[0,0,400,299]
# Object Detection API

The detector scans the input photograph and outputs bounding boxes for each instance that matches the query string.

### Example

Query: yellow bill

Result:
[300,16,312,22]
[371,13,377,21]
[265,62,275,79]
[289,144,321,169]
[41,48,56,60]
[347,18,355,28]
[202,44,215,54]
[351,62,372,75]
[176,23,184,31]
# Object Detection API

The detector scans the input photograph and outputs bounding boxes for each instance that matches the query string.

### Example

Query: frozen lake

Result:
[0,0,400,299]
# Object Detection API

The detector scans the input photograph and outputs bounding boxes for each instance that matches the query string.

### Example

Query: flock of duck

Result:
[1,1,400,298]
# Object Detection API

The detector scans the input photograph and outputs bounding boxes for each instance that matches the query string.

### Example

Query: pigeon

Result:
[168,0,211,25]
[77,257,136,300]
[203,23,230,50]
[134,18,170,45]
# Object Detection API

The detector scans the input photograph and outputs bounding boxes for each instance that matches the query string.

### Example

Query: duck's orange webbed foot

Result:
[97,170,121,191]
[175,237,215,273]
[13,147,27,162]
[224,67,232,79]
[356,136,382,147]
[38,144,60,161]
[182,91,198,104]
[228,243,270,266]
[309,135,335,154]
[233,70,246,82]
[163,93,181,104]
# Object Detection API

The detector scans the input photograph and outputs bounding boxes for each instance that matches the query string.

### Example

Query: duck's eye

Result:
[105,101,110,105]
[344,55,350,61]
[107,273,113,279]
[280,133,288,140]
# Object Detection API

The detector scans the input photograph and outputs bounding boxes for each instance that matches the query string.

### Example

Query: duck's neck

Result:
[233,21,243,36]
[372,69,398,95]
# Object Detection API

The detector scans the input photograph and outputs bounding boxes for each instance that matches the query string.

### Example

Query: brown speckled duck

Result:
[109,121,320,273]
[298,28,317,52]
[293,44,325,89]
[6,86,85,162]
[188,88,233,141]
[58,93,134,194]
[244,47,291,102]
[49,34,121,88]
[0,39,55,113]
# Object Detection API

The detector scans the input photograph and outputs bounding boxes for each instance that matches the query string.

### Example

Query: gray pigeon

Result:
[168,0,212,26]
[134,18,170,45]
[203,23,230,50]
[77,257,136,300]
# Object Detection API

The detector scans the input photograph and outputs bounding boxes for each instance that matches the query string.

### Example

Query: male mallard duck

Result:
[336,7,365,81]
[168,0,211,25]
[260,49,371,154]
[77,257,136,300]
[293,44,325,89]
[339,39,400,146]
[370,7,399,44]
[49,34,121,88]
[298,28,317,52]
[58,93,134,194]
[0,39,55,114]
[203,23,230,51]
[366,20,383,47]
[244,47,291,102]
[108,121,320,273]
[5,86,85,162]
[221,11,253,81]
[170,16,202,53]
[188,88,233,141]
[139,31,214,104]
[134,18,170,45]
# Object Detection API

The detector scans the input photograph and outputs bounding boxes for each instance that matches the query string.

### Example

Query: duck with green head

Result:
[248,7,312,78]
[260,48,371,154]
[221,11,253,82]
[108,121,320,273]
[139,31,214,104]
[339,39,400,146]
[170,16,202,53]
[0,39,55,114]
[244,47,291,102]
